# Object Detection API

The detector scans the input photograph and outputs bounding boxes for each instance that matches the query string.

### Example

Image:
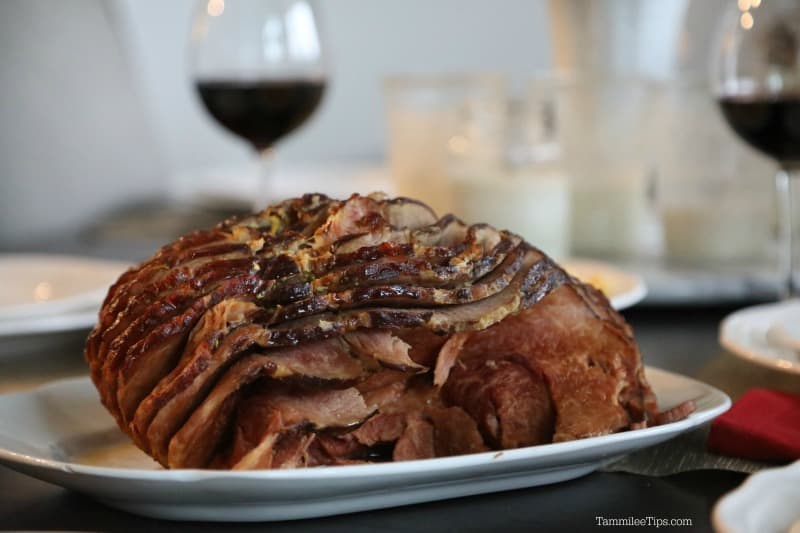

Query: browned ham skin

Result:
[85,193,692,469]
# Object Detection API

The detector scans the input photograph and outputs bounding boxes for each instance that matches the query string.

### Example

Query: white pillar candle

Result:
[451,170,571,260]
[570,165,662,259]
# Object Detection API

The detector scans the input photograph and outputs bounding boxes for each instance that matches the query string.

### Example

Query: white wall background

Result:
[0,0,165,246]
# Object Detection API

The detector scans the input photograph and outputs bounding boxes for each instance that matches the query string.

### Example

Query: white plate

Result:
[0,254,128,321]
[0,309,100,338]
[765,304,800,353]
[0,367,729,522]
[719,300,800,375]
[713,460,800,533]
[561,259,647,310]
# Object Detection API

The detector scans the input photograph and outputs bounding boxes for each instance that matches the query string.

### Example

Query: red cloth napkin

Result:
[707,388,800,461]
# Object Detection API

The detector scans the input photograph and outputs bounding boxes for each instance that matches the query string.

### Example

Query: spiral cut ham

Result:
[85,193,690,469]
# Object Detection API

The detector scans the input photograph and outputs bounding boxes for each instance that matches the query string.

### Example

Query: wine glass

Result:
[189,0,327,203]
[713,0,800,299]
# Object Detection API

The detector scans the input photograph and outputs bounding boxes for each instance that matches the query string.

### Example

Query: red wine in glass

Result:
[718,95,800,166]
[190,0,327,205]
[197,79,326,152]
[714,0,800,298]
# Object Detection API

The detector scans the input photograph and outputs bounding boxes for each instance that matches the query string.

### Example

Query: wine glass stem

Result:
[776,168,796,299]
[257,147,275,207]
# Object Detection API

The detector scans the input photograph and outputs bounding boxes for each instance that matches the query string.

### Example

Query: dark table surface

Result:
[0,464,742,532]
[4,303,797,532]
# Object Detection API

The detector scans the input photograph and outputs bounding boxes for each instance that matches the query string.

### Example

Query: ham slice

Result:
[166,341,372,468]
[442,357,555,448]
[344,330,425,371]
[352,413,406,446]
[393,416,436,461]
[438,285,656,442]
[229,384,373,469]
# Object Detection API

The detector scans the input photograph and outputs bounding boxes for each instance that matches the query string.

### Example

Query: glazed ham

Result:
[85,193,689,469]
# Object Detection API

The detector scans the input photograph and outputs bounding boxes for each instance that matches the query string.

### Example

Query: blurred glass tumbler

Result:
[452,174,571,260]
[448,88,571,260]
[569,165,659,259]
[557,75,663,259]
[383,75,505,216]
[656,82,773,265]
